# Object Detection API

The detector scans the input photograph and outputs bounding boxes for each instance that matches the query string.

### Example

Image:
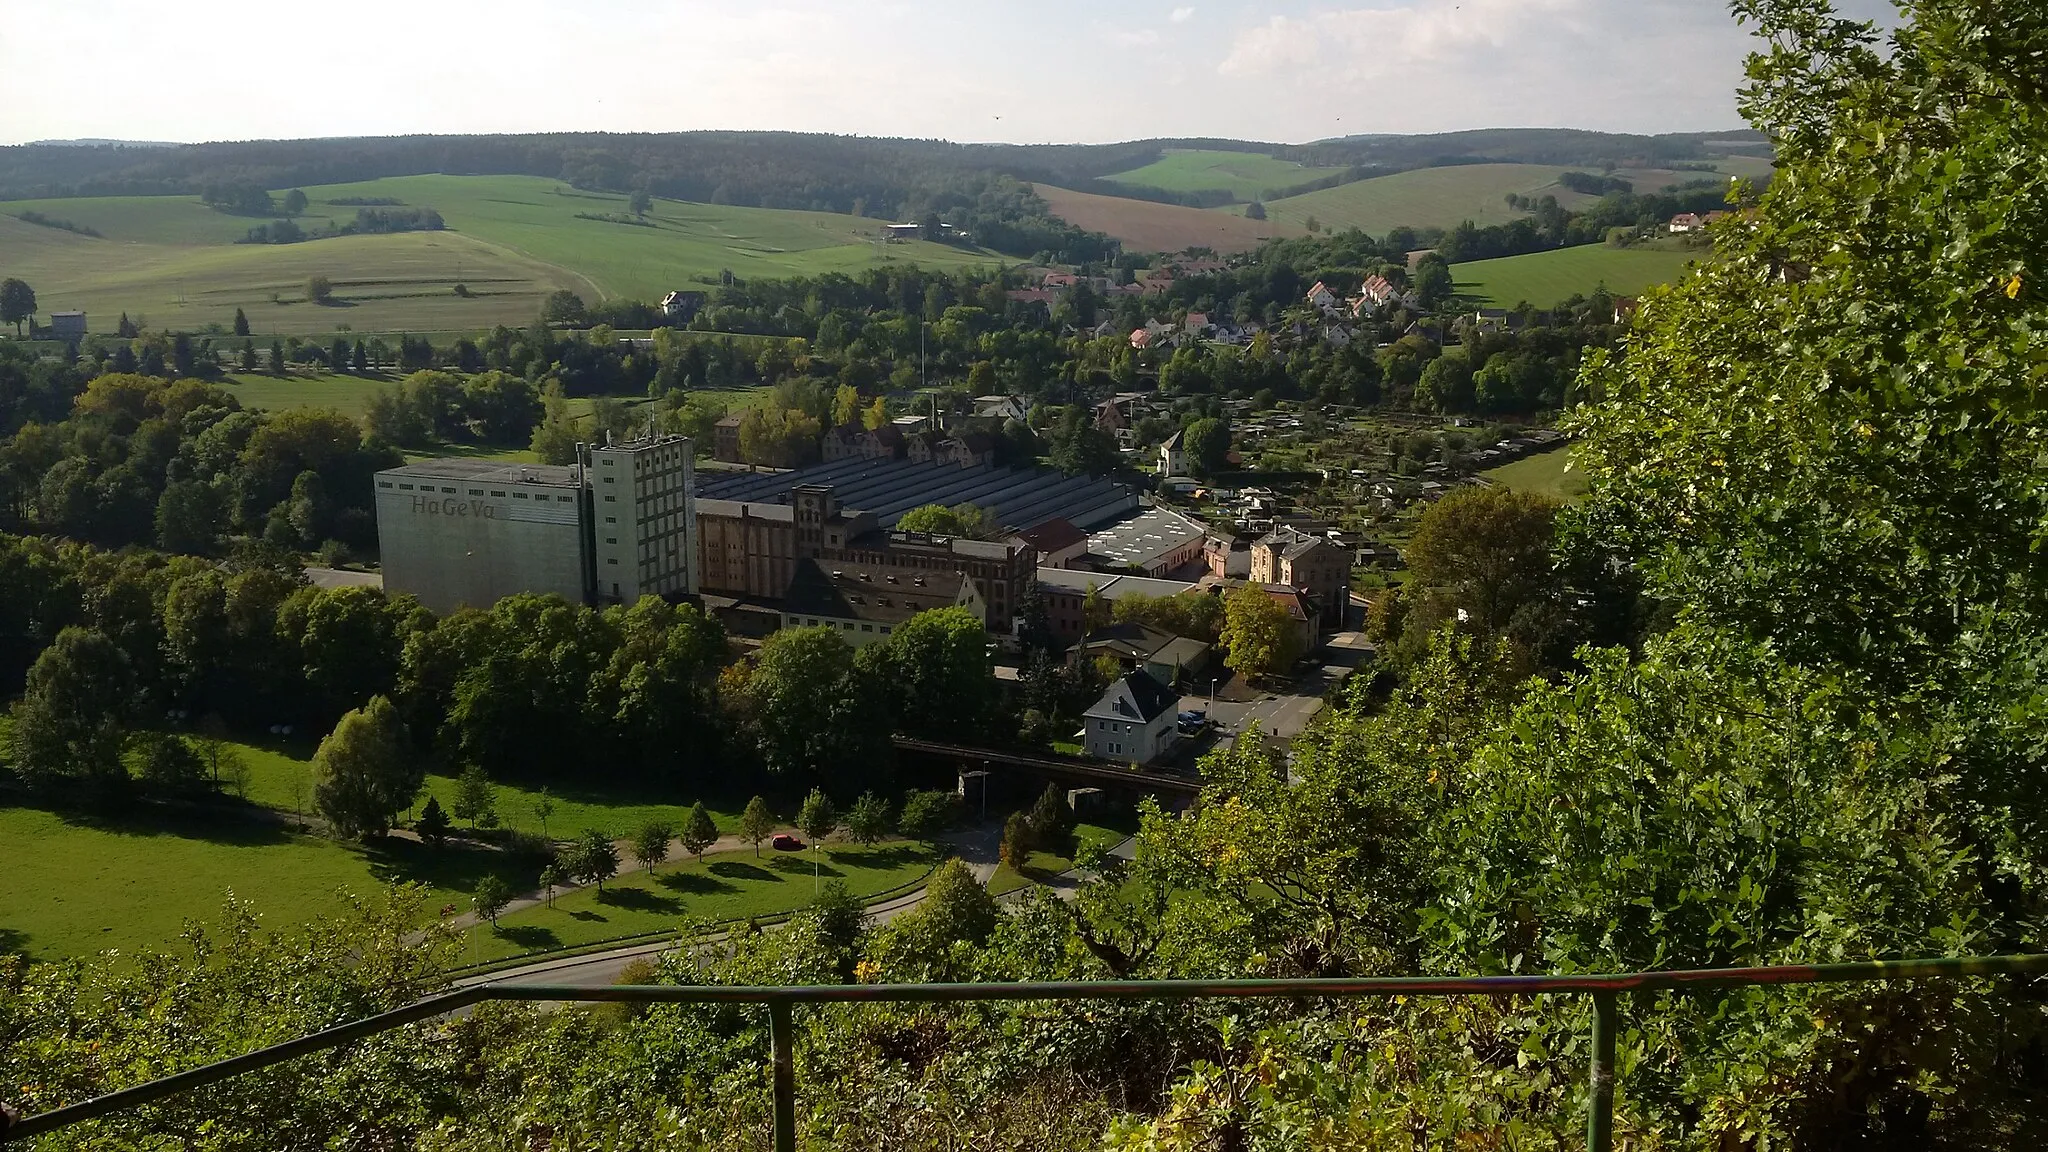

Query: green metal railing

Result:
[6,954,2045,1151]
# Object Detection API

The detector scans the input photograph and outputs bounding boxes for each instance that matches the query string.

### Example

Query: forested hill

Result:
[0,127,1767,205]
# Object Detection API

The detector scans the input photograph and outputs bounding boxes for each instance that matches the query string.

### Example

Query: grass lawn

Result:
[1482,447,1587,501]
[0,803,505,962]
[1453,243,1700,308]
[2,175,1005,337]
[219,371,398,418]
[229,733,745,842]
[465,840,940,964]
[1103,149,1348,201]
[987,822,1131,897]
[1236,164,1588,233]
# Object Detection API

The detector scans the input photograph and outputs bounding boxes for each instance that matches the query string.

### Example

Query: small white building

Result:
[1159,428,1187,477]
[1082,669,1181,764]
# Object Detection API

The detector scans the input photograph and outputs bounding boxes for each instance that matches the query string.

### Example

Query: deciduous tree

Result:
[1220,583,1299,681]
[632,821,673,873]
[682,802,719,862]
[740,795,776,856]
[311,695,420,839]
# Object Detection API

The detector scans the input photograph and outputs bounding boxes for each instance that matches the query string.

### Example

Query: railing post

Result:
[1586,991,1616,1152]
[769,997,796,1152]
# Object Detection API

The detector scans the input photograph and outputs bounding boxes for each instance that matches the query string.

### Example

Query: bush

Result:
[899,790,964,839]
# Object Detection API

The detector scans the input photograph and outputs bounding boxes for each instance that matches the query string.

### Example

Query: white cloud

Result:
[1098,22,1162,47]
[1170,6,1195,23]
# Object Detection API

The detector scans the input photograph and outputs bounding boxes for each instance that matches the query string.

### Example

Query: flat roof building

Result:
[375,434,695,615]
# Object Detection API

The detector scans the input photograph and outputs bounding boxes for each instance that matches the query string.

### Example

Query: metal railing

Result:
[7,954,2045,1152]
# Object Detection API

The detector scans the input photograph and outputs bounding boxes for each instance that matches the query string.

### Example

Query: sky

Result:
[0,0,1899,147]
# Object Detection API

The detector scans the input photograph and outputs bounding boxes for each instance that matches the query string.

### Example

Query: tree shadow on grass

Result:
[0,927,30,958]
[597,888,682,915]
[770,855,843,879]
[493,925,560,951]
[840,844,927,871]
[19,792,298,849]
[709,860,782,883]
[659,871,737,895]
[365,837,522,894]
[569,909,605,922]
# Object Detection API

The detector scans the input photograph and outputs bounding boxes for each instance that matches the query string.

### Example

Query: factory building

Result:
[374,434,695,616]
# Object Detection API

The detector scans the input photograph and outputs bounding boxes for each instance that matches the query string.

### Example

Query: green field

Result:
[1453,244,1699,307]
[1231,163,1587,232]
[465,841,940,963]
[219,371,396,417]
[986,822,1131,896]
[1103,149,1349,201]
[0,804,496,962]
[1482,447,1587,501]
[2,174,1006,336]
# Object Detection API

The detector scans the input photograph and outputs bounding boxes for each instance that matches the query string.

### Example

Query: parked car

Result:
[1176,709,1208,734]
[771,833,805,851]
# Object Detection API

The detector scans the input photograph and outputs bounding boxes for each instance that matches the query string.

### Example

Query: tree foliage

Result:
[311,695,420,839]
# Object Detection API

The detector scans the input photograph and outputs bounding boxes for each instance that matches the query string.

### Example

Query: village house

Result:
[1252,526,1352,634]
[1082,669,1182,764]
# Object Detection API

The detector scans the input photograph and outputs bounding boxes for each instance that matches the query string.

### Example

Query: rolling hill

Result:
[1228,163,1589,233]
[1031,184,1301,254]
[1101,149,1349,201]
[1453,243,1701,307]
[2,174,1006,335]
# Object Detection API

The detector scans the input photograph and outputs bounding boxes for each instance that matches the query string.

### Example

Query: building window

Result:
[880,626,891,634]
[440,487,456,494]
[605,495,615,502]
[861,624,872,632]
[606,517,616,524]
[377,481,393,489]
[490,490,505,497]
[558,495,573,503]
[398,483,414,491]
[469,488,483,496]
[607,558,618,565]
[606,538,616,545]
[514,492,529,499]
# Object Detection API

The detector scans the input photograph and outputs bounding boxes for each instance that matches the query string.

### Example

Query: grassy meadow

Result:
[2,174,1006,337]
[1453,243,1699,307]
[1233,164,1586,232]
[1032,183,1299,255]
[0,728,848,963]
[0,803,497,962]
[1481,447,1587,501]
[1102,149,1349,201]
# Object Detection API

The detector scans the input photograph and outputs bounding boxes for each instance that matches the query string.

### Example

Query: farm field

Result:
[1453,244,1699,307]
[1235,163,1590,233]
[2,174,1006,336]
[1032,183,1299,254]
[0,804,492,962]
[1482,447,1587,501]
[1102,149,1349,201]
[465,841,940,963]
[220,371,396,417]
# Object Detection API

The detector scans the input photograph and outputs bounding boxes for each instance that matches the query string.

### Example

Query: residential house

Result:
[973,395,1029,423]
[1158,429,1188,477]
[1252,526,1352,634]
[714,414,745,463]
[1082,669,1182,764]
[660,291,706,322]
[1668,213,1704,233]
[1184,312,1211,337]
[1305,281,1339,312]
[1204,534,1251,579]
[47,311,87,341]
[1260,584,1320,657]
[1129,328,1153,350]
[780,558,984,647]
[1074,622,1211,690]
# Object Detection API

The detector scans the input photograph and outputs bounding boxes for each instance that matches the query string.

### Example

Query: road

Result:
[469,824,1001,989]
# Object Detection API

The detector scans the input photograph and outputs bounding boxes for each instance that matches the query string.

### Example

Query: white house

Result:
[1159,429,1188,476]
[1082,669,1181,764]
[1305,281,1338,312]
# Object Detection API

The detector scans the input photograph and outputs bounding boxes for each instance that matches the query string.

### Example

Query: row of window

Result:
[379,481,571,504]
[796,616,892,636]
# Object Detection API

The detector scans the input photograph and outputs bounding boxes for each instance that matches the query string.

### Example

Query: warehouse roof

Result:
[696,457,1137,533]
[783,559,974,625]
[1086,506,1209,570]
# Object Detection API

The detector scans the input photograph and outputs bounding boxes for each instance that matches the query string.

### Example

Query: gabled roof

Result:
[1261,584,1314,622]
[1015,516,1088,554]
[1161,429,1184,450]
[1086,669,1180,724]
[1281,536,1343,562]
[783,558,972,625]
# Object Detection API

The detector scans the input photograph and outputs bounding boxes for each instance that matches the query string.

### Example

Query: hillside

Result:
[3,175,1006,335]
[1101,149,1349,201]
[1031,183,1300,254]
[1454,243,1700,307]
[1238,163,1587,233]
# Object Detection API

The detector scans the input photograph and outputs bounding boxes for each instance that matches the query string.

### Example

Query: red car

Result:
[771,833,805,851]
